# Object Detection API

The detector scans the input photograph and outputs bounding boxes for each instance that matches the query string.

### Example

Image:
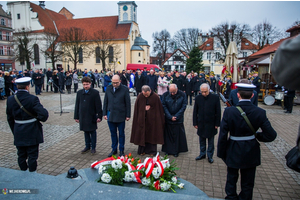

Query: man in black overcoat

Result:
[103,75,131,157]
[193,83,221,163]
[6,77,48,172]
[217,83,277,200]
[46,68,53,92]
[58,69,66,93]
[32,69,42,95]
[134,69,146,96]
[183,74,193,106]
[172,72,184,91]
[192,73,201,96]
[74,77,103,155]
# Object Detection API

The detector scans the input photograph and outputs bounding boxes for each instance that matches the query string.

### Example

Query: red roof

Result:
[55,16,131,41]
[241,38,259,50]
[248,34,299,59]
[199,37,214,50]
[30,3,67,31]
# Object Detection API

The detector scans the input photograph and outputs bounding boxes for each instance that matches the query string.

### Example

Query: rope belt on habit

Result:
[230,135,255,141]
[15,118,37,124]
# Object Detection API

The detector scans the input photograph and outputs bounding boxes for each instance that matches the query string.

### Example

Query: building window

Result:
[17,14,20,19]
[215,52,221,60]
[34,44,39,64]
[0,31,2,40]
[207,52,211,60]
[123,12,128,21]
[0,46,3,55]
[109,46,113,63]
[6,32,9,41]
[243,52,247,57]
[95,47,100,63]
[7,47,11,55]
[1,19,5,25]
[79,47,83,63]
[138,52,140,57]
[174,56,183,61]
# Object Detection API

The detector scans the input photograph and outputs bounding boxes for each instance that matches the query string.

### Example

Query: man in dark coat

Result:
[251,71,261,94]
[103,75,131,157]
[194,83,221,163]
[74,76,103,155]
[32,69,42,95]
[120,70,128,86]
[217,83,277,200]
[209,72,217,92]
[58,69,66,93]
[134,69,147,96]
[147,70,158,92]
[161,84,188,157]
[46,68,53,92]
[229,79,258,106]
[6,77,48,172]
[130,85,165,156]
[183,74,194,105]
[283,88,295,113]
[172,72,184,91]
[192,73,201,96]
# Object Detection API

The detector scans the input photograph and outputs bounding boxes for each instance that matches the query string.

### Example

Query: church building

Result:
[7,1,150,71]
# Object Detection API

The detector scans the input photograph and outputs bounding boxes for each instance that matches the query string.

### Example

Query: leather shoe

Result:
[174,154,178,157]
[195,155,206,160]
[284,111,291,113]
[91,149,96,155]
[208,158,214,163]
[108,150,117,157]
[81,147,90,154]
[119,151,125,157]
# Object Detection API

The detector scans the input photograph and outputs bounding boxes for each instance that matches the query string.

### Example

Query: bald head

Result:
[169,84,178,95]
[111,75,121,88]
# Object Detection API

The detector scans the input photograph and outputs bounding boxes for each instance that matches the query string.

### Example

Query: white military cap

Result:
[15,77,32,85]
[235,83,256,91]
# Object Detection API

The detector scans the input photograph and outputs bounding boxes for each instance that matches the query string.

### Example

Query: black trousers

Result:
[16,145,39,172]
[225,166,256,200]
[74,83,78,93]
[284,96,294,112]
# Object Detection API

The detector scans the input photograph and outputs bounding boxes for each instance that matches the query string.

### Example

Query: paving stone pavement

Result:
[0,84,300,199]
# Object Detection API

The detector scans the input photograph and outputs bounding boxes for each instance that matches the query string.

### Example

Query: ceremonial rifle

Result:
[218,92,231,107]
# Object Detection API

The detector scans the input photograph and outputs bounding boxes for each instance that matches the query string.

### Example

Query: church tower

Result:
[118,1,137,24]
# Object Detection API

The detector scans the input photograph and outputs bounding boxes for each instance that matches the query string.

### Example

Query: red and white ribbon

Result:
[91,157,115,169]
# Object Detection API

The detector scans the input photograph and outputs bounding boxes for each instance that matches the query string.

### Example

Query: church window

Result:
[95,47,100,63]
[34,44,40,64]
[109,46,113,63]
[79,47,83,63]
[123,12,128,21]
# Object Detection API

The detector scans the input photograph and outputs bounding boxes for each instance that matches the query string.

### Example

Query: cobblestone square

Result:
[1,84,300,199]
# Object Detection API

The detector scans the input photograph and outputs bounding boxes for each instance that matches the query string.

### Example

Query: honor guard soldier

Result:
[6,77,49,172]
[223,74,232,99]
[251,71,261,94]
[217,83,277,200]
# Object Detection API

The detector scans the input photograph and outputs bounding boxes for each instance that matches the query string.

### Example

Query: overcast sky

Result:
[1,1,299,54]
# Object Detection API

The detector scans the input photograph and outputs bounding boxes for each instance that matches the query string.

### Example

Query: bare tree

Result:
[210,22,251,55]
[41,28,64,70]
[252,20,284,50]
[152,29,173,64]
[13,28,36,70]
[59,27,91,69]
[93,30,121,71]
[172,28,201,54]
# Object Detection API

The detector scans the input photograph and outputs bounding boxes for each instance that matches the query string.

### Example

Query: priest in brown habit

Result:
[130,85,165,156]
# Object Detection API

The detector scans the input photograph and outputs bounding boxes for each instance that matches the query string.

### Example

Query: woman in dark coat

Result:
[4,71,13,97]
[183,74,194,106]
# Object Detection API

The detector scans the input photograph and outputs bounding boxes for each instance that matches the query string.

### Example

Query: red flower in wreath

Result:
[154,180,161,190]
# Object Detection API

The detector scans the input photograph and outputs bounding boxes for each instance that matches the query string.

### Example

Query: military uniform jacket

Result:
[103,84,131,123]
[210,77,216,92]
[217,101,277,169]
[74,88,103,132]
[252,76,261,94]
[193,93,221,138]
[6,91,49,146]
